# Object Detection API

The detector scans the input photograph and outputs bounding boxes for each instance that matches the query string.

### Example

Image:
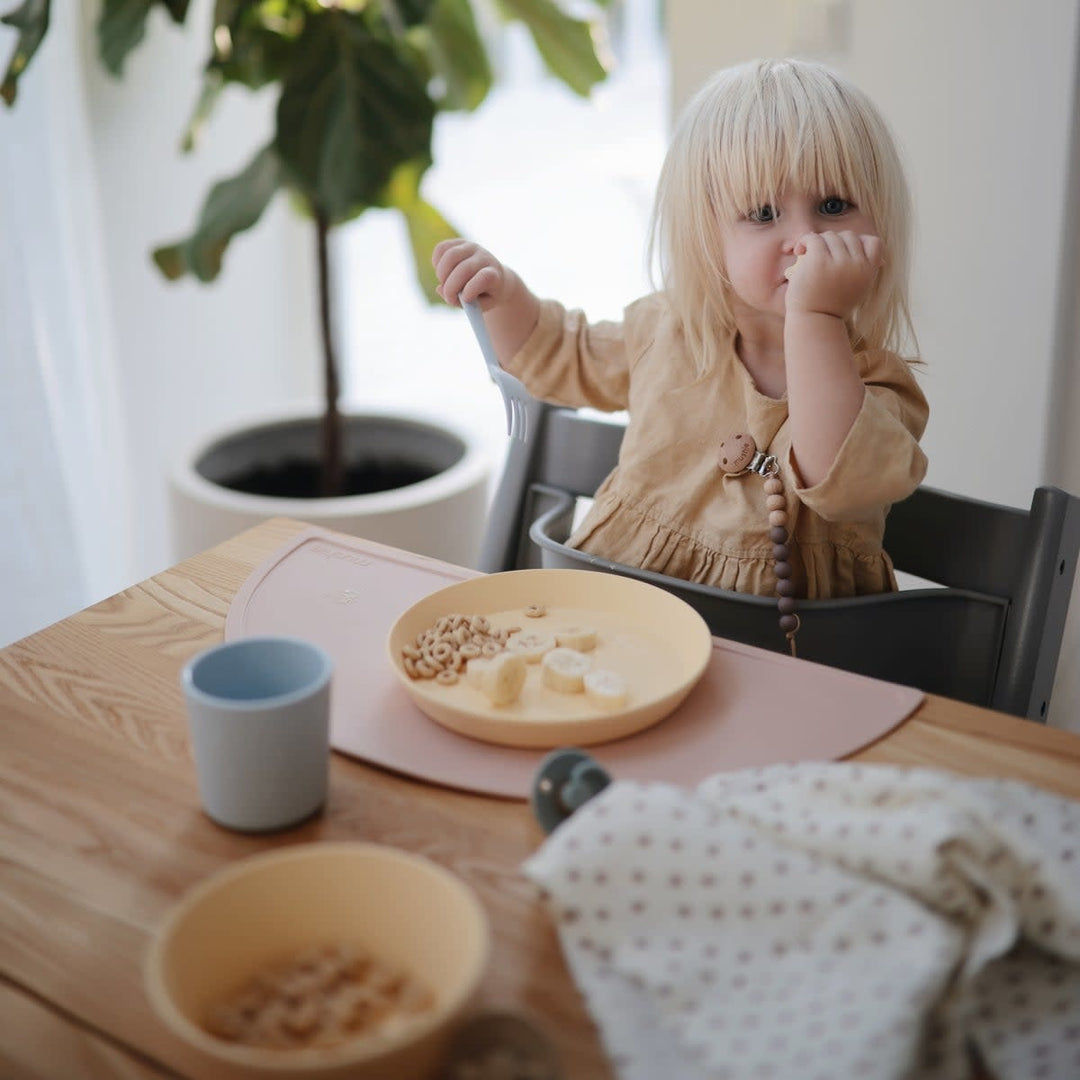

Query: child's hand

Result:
[432,239,510,309]
[784,231,883,321]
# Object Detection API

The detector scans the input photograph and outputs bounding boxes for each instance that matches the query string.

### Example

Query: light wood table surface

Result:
[3,516,1080,1080]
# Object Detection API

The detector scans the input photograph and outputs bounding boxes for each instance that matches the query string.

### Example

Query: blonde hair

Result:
[649,58,916,371]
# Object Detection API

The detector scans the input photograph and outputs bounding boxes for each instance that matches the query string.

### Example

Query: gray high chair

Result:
[477,394,1080,725]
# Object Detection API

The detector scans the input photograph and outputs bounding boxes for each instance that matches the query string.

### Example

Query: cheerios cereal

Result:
[203,943,434,1051]
[400,613,512,681]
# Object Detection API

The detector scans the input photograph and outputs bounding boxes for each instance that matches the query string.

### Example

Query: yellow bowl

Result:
[145,843,490,1079]
[387,568,713,748]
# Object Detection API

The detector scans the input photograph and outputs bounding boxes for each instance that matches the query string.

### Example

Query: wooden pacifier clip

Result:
[718,434,801,657]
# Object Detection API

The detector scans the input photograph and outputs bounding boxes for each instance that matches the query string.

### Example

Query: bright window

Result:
[334,0,668,474]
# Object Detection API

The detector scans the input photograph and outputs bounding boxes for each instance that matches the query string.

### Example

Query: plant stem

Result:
[315,209,344,497]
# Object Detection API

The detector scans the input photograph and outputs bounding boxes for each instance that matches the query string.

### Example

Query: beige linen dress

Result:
[503,294,929,600]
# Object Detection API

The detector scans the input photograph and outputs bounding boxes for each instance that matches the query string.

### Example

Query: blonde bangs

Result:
[715,99,874,224]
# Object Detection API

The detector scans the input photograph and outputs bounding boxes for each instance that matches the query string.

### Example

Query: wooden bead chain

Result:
[763,465,800,657]
[718,433,801,657]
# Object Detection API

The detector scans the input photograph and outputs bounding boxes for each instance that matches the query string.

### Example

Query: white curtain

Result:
[0,6,135,646]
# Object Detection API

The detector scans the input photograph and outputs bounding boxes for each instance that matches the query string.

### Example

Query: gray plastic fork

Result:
[462,297,531,443]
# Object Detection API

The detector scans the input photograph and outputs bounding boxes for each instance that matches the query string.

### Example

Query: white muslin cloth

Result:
[521,763,1080,1080]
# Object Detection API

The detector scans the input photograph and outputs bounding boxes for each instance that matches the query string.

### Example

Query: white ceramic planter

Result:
[169,408,493,568]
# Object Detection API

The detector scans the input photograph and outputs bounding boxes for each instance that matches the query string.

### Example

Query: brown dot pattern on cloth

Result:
[522,764,1080,1080]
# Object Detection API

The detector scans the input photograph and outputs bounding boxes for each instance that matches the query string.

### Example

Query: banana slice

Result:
[508,631,557,664]
[584,668,628,710]
[541,647,593,693]
[554,625,598,652]
[480,652,527,706]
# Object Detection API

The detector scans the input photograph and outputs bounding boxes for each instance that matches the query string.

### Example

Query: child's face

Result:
[720,186,878,325]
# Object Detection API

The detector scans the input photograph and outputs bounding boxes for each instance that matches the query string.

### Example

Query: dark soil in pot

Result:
[194,415,468,499]
[219,456,436,498]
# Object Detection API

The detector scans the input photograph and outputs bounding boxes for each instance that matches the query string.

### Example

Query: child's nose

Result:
[781,213,821,252]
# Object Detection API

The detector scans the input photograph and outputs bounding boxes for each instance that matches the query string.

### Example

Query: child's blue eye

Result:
[748,205,776,222]
[820,196,850,215]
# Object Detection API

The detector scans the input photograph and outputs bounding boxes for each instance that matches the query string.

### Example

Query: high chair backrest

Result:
[478,399,1080,724]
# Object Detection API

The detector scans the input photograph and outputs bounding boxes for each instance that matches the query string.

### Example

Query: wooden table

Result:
[4,517,1080,1080]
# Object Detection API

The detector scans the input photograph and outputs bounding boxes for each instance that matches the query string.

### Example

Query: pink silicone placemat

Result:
[225,529,924,799]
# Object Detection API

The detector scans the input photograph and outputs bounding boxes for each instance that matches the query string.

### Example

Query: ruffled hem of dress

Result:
[567,493,896,599]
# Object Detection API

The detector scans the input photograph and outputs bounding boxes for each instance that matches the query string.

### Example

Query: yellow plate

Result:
[386,569,712,749]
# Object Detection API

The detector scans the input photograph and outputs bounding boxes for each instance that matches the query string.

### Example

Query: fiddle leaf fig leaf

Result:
[275,10,435,222]
[98,0,154,76]
[208,0,301,90]
[98,0,190,77]
[495,0,610,97]
[392,0,438,28]
[152,143,284,281]
[421,0,492,111]
[1,0,50,106]
[180,67,223,152]
[383,160,459,302]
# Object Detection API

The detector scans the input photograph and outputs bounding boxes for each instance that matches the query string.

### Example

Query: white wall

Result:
[78,0,319,578]
[667,0,1080,728]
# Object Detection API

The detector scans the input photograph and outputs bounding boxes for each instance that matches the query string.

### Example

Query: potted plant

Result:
[1,0,612,565]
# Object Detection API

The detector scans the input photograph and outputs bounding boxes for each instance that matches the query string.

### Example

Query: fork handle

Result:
[461,298,504,373]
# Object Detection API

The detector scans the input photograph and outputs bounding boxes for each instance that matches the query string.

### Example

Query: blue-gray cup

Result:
[181,636,333,832]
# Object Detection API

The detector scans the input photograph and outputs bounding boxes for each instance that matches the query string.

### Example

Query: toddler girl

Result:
[433,58,928,628]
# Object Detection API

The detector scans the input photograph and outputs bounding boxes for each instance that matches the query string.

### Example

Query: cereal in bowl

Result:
[400,613,517,681]
[203,942,434,1051]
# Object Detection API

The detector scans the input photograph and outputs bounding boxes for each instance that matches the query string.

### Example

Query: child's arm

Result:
[784,230,883,487]
[432,239,542,366]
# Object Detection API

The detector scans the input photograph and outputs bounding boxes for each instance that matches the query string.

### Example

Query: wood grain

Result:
[0,980,179,1080]
[852,700,1080,798]
[2,515,1079,1080]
